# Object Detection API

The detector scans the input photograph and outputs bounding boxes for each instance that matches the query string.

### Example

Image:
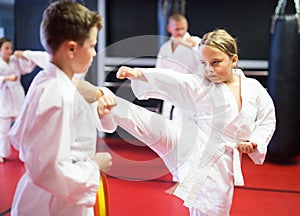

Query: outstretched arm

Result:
[14,50,29,60]
[72,78,117,132]
[13,50,37,75]
[117,66,203,112]
[16,50,49,69]
[117,66,147,81]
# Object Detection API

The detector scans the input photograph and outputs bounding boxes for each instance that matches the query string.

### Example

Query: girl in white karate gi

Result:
[7,2,115,216]
[103,29,276,215]
[0,37,37,163]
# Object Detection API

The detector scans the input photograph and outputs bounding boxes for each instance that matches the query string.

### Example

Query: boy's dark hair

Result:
[40,0,102,54]
[0,37,12,48]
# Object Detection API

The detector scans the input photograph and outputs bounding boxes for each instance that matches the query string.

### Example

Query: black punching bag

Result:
[268,0,300,161]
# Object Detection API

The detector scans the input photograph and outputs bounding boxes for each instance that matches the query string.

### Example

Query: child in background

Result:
[0,37,37,163]
[104,29,276,215]
[8,1,115,215]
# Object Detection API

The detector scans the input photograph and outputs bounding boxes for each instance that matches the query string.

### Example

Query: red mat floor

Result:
[1,137,300,216]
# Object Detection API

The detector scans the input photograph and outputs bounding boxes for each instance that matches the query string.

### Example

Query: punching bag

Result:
[268,0,300,161]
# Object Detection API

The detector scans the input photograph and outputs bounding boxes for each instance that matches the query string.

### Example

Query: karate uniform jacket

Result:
[0,55,36,118]
[156,32,201,124]
[105,68,276,215]
[7,63,114,216]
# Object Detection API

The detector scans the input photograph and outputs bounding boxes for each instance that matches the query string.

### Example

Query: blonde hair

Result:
[200,29,238,58]
[168,13,187,23]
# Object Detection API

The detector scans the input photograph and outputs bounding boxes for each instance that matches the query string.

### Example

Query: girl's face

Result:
[0,41,13,61]
[199,45,238,83]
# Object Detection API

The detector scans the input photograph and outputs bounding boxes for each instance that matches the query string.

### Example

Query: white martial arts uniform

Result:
[156,32,201,75]
[156,32,201,181]
[156,32,201,122]
[0,55,36,158]
[105,68,276,215]
[7,63,115,216]
[22,50,49,69]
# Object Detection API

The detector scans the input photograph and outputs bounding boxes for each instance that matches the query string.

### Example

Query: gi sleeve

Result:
[93,87,117,133]
[248,81,276,164]
[71,78,117,133]
[191,36,201,51]
[131,68,202,112]
[15,54,37,75]
[22,50,49,69]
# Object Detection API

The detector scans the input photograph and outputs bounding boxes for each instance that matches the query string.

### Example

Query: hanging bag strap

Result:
[295,0,300,15]
[295,0,300,33]
[271,0,300,33]
[274,0,288,15]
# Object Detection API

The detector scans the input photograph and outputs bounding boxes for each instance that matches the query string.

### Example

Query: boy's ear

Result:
[66,41,77,58]
[166,24,171,34]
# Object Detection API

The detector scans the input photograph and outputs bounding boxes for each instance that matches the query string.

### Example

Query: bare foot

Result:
[0,157,4,163]
[165,182,179,194]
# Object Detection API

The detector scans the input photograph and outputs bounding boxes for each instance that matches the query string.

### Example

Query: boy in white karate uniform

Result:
[8,1,115,215]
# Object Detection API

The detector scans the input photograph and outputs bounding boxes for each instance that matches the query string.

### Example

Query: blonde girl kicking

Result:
[105,29,276,215]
